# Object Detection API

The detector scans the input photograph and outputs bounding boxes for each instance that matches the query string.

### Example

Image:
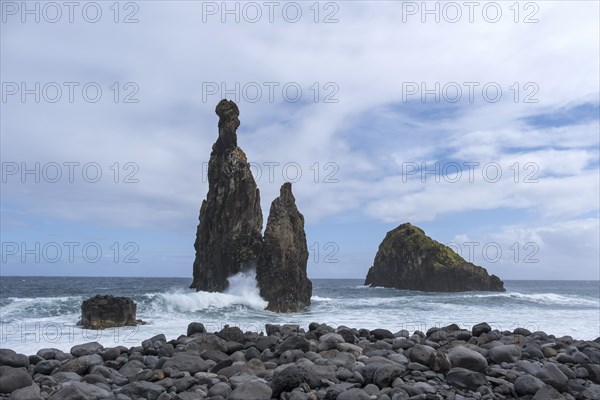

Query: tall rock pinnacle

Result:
[190,99,263,292]
[257,182,312,312]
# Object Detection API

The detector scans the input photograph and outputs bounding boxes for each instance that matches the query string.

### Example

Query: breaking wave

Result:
[151,270,267,312]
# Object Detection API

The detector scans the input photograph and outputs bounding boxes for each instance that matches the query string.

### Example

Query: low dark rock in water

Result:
[257,182,312,312]
[1,321,599,399]
[365,223,505,292]
[79,294,142,330]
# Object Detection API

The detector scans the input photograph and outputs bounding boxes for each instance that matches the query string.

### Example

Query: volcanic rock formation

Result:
[365,223,505,292]
[257,182,312,312]
[190,99,263,292]
[79,295,139,330]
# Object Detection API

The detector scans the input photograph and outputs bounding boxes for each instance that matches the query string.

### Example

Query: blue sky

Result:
[1,1,599,280]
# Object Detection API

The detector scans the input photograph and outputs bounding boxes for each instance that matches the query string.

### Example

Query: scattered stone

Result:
[373,364,404,388]
[8,383,43,400]
[161,354,211,374]
[446,367,488,391]
[208,381,233,397]
[228,380,273,400]
[472,323,492,337]
[514,327,532,336]
[449,346,488,372]
[272,365,307,396]
[532,384,566,400]
[187,322,206,336]
[370,329,395,340]
[0,349,29,368]
[57,354,102,375]
[408,344,436,368]
[489,344,522,363]
[276,336,310,356]
[0,366,33,394]
[33,359,62,375]
[48,382,113,400]
[536,362,569,391]
[118,381,166,400]
[70,341,104,357]
[514,374,545,395]
[101,347,121,361]
[1,321,598,400]
[337,388,371,400]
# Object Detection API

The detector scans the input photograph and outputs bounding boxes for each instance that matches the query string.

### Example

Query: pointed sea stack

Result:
[365,223,505,292]
[257,182,312,312]
[190,99,263,292]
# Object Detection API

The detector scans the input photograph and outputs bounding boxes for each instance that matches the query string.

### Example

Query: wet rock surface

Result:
[190,99,264,293]
[365,223,505,292]
[190,100,312,310]
[79,295,139,330]
[257,182,312,312]
[2,321,599,399]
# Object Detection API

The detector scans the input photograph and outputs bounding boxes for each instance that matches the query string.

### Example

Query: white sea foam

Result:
[1,296,82,319]
[470,292,599,306]
[154,270,267,312]
[311,296,334,301]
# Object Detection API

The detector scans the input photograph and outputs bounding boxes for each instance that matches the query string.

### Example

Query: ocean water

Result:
[1,274,598,355]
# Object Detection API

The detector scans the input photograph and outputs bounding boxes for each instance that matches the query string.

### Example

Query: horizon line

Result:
[0,275,598,282]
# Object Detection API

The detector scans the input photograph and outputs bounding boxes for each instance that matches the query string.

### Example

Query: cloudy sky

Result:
[1,1,599,280]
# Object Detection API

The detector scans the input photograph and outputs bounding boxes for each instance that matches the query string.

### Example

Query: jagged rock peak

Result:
[214,99,239,153]
[257,182,312,312]
[279,182,294,204]
[365,222,505,292]
[190,99,263,293]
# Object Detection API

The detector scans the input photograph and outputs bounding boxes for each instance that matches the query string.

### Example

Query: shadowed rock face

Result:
[365,223,505,292]
[190,99,263,292]
[257,182,312,312]
[80,295,137,330]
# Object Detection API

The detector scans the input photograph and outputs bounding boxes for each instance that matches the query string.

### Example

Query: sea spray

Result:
[224,269,268,309]
[156,270,267,312]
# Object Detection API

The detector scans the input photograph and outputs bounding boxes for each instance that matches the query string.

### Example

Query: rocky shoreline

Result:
[1,322,599,400]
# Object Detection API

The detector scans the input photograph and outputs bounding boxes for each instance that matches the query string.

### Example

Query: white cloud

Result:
[1,1,598,278]
[449,218,600,280]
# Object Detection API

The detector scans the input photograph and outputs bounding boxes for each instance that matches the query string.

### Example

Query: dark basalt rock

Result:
[3,321,600,399]
[79,295,138,330]
[365,223,505,292]
[257,182,312,312]
[190,99,264,292]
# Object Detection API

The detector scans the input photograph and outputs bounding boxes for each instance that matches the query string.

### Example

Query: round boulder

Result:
[0,366,33,394]
[446,367,487,391]
[408,344,436,368]
[0,349,29,368]
[472,322,492,337]
[228,380,272,400]
[449,346,488,372]
[489,344,522,364]
[515,374,545,395]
